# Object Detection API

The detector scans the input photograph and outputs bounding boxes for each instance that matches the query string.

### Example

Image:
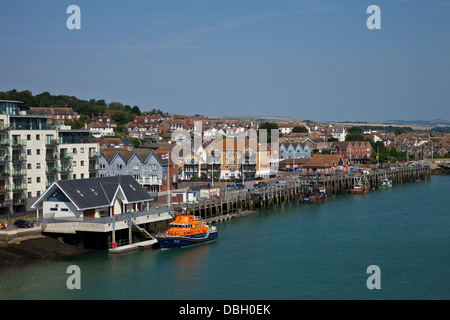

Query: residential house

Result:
[97,137,134,151]
[204,138,270,181]
[330,141,373,164]
[329,126,347,142]
[279,142,312,160]
[85,115,117,138]
[99,149,163,193]
[28,106,80,124]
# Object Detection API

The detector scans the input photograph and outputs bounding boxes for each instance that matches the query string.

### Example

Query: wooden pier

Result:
[182,163,431,220]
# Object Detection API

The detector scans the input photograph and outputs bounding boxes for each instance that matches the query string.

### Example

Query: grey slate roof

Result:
[55,175,152,210]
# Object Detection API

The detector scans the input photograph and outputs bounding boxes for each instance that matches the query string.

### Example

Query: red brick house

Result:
[330,141,373,164]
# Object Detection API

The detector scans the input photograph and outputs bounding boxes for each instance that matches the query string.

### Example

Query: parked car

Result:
[14,219,34,228]
[225,184,237,190]
[254,182,269,189]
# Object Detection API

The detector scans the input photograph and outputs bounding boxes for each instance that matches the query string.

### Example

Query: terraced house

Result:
[330,141,373,164]
[202,139,271,181]
[0,100,99,216]
[279,142,312,160]
[99,148,178,193]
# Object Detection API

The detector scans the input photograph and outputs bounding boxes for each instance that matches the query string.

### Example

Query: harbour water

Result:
[1,176,449,300]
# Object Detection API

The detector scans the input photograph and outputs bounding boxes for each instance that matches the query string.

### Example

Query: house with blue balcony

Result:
[279,142,312,160]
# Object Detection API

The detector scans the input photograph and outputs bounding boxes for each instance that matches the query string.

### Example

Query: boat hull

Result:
[350,187,370,194]
[157,231,218,249]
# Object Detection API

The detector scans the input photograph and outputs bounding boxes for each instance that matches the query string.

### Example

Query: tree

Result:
[347,126,363,135]
[258,122,279,143]
[292,125,308,133]
[345,133,365,141]
[394,128,407,136]
[131,106,141,116]
[108,102,124,110]
[131,138,140,148]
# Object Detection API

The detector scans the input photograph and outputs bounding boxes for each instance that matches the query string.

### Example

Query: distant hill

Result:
[382,119,450,126]
[223,115,306,123]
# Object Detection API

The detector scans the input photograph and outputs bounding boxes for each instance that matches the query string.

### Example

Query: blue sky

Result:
[1,0,449,122]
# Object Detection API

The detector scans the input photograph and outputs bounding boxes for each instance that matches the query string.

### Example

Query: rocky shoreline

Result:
[0,235,89,270]
[431,167,450,176]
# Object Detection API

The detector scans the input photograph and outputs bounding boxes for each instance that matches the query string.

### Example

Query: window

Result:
[36,177,41,183]
[27,149,31,155]
[80,148,84,153]
[133,164,139,170]
[27,163,31,169]
[36,163,41,169]
[116,164,122,170]
[36,134,40,140]
[27,135,31,141]
[80,160,84,166]
[27,177,31,184]
[36,149,40,155]
[73,148,77,154]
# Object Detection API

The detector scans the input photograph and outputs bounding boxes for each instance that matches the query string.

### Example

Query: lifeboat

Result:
[156,210,218,249]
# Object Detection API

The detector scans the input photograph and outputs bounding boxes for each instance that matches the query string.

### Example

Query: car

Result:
[14,219,34,228]
[254,182,269,189]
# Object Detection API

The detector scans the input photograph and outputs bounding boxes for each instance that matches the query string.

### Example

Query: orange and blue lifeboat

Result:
[156,211,218,249]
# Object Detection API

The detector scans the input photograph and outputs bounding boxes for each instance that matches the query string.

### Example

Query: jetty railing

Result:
[39,206,174,225]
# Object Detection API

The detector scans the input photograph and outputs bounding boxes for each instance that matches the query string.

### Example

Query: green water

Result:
[1,176,449,300]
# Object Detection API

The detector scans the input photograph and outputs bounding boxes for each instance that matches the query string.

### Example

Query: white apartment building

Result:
[0,100,99,215]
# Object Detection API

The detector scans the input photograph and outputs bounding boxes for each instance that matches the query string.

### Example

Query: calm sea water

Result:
[1,176,449,300]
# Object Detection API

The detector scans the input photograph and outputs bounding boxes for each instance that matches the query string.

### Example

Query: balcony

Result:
[0,186,11,193]
[46,167,59,175]
[12,184,27,191]
[0,156,10,163]
[10,139,26,148]
[0,171,10,178]
[88,151,100,159]
[46,153,58,161]
[0,199,10,207]
[89,164,99,172]
[45,137,62,146]
[11,155,27,162]
[0,124,10,131]
[45,180,56,188]
[59,153,73,160]
[137,177,162,185]
[59,167,73,173]
[12,198,26,206]
[0,139,10,147]
[11,169,26,177]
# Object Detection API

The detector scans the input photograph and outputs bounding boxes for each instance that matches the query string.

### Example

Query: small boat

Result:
[156,210,218,249]
[350,177,370,194]
[379,177,392,188]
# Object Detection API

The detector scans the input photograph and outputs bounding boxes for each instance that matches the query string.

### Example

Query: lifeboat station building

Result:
[31,175,172,248]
